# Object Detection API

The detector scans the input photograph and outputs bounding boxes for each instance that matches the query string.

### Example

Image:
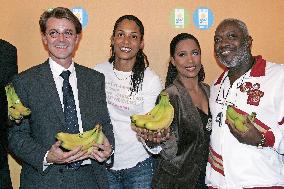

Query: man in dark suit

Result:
[0,39,18,189]
[8,7,114,189]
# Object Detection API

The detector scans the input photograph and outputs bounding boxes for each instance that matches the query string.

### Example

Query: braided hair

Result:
[109,15,149,94]
[165,33,205,88]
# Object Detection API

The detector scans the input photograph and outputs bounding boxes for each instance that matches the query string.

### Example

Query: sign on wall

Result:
[193,7,214,30]
[71,7,89,29]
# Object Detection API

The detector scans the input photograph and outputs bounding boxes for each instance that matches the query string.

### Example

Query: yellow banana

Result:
[9,84,21,105]
[130,91,168,128]
[81,124,101,138]
[5,84,13,108]
[87,126,106,153]
[60,131,97,151]
[148,103,161,116]
[131,114,153,128]
[14,103,31,116]
[56,124,106,151]
[96,128,105,145]
[145,103,174,131]
[133,118,148,128]
[148,103,165,122]
[130,91,174,131]
[56,124,100,144]
[144,92,174,131]
[134,103,166,128]
[5,83,31,121]
[130,97,164,126]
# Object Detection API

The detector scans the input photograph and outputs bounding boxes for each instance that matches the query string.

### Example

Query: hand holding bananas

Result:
[5,83,31,123]
[226,105,256,133]
[131,91,174,132]
[226,105,265,147]
[89,134,113,162]
[46,140,89,165]
[56,124,105,153]
[131,126,170,143]
[56,124,112,162]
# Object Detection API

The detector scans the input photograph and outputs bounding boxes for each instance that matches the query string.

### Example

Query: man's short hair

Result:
[217,18,249,36]
[39,7,82,34]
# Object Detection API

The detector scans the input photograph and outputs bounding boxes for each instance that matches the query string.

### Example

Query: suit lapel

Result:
[39,60,65,128]
[75,64,91,131]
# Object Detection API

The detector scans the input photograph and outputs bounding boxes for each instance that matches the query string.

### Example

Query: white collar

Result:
[49,57,75,78]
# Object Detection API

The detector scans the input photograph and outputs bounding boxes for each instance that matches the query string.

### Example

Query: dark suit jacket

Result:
[152,78,211,189]
[0,39,17,189]
[8,60,114,189]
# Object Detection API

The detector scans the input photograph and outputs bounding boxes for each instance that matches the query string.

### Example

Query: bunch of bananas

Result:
[131,91,174,131]
[56,124,105,153]
[5,83,31,122]
[226,105,256,132]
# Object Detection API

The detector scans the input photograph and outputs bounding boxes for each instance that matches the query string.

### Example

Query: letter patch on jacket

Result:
[239,82,264,106]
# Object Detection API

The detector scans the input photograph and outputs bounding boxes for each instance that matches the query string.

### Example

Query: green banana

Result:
[234,117,248,132]
[226,111,235,125]
[226,105,256,133]
[226,105,239,120]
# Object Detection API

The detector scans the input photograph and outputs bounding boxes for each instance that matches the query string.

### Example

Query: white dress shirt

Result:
[43,58,90,171]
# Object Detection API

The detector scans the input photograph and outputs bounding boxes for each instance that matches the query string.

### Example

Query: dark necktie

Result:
[60,70,79,133]
[60,70,81,169]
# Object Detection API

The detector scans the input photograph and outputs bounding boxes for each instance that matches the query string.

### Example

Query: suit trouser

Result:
[0,135,13,189]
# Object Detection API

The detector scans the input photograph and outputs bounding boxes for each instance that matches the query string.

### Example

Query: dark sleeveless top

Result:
[195,107,211,189]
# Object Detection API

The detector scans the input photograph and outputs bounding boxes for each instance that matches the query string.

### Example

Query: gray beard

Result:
[218,42,250,68]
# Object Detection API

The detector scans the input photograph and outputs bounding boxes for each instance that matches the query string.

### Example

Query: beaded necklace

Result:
[112,62,132,81]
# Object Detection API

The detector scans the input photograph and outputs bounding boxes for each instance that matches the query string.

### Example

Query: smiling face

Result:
[111,19,144,65]
[171,39,201,80]
[214,21,252,68]
[42,17,80,68]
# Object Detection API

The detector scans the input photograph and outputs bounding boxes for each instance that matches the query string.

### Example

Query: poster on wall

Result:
[193,7,214,30]
[170,8,189,29]
[71,6,89,28]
